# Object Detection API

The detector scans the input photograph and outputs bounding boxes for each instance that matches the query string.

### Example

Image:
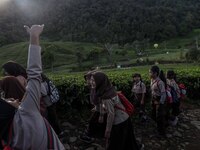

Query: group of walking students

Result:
[0,25,186,150]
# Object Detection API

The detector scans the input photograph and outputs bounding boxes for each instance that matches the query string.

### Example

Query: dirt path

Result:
[60,103,200,150]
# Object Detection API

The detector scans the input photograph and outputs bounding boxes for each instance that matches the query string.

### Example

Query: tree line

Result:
[0,0,200,46]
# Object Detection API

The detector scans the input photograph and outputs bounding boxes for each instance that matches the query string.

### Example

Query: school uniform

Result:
[167,79,181,116]
[11,45,65,149]
[151,77,166,135]
[103,96,139,150]
[91,72,139,150]
[131,81,146,116]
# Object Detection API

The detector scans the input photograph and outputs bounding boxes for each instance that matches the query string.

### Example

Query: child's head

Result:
[167,70,175,79]
[90,72,116,99]
[84,70,97,87]
[132,73,141,82]
[149,65,160,79]
[2,61,27,79]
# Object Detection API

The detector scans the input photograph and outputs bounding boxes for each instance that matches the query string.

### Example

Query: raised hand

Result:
[24,24,44,45]
[24,24,44,37]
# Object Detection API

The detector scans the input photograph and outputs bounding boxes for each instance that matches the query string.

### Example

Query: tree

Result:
[0,0,200,45]
[75,47,84,68]
[42,45,57,71]
[87,48,102,66]
[185,47,200,62]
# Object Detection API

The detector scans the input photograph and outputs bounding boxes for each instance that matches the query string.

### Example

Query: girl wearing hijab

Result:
[90,71,139,150]
[0,25,65,150]
[80,70,107,143]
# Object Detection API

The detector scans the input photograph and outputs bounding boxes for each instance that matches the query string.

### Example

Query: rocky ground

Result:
[59,103,200,150]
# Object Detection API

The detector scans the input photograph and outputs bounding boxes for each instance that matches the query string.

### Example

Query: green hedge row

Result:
[49,68,200,109]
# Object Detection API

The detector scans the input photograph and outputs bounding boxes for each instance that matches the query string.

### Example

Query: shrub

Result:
[49,68,200,110]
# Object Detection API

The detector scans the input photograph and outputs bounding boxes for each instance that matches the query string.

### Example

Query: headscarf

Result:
[2,61,27,79]
[92,72,116,100]
[84,70,97,81]
[83,70,99,105]
[1,76,25,101]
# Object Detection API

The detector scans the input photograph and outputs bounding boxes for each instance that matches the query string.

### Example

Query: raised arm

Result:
[20,25,44,112]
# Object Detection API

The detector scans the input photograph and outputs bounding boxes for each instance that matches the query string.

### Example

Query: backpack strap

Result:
[112,94,127,113]
[114,104,127,113]
[114,93,129,114]
[43,118,54,149]
[46,80,51,96]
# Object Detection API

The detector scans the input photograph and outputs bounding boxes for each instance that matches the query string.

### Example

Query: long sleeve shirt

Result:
[12,45,65,150]
[103,96,129,132]
[151,77,166,104]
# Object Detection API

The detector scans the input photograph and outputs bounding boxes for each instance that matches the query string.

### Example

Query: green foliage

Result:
[0,0,200,45]
[49,67,200,109]
[186,48,200,62]
[42,45,56,70]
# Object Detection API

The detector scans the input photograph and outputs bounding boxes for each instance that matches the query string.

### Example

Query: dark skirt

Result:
[87,111,107,138]
[107,118,139,150]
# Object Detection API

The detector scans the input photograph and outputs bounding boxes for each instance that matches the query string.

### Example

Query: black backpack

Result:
[168,85,179,103]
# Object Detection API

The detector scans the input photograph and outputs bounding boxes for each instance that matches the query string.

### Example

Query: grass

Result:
[0,29,200,72]
[47,63,200,76]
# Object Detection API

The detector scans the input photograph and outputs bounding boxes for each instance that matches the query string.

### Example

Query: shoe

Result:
[139,144,145,150]
[140,115,148,123]
[170,117,178,126]
[58,131,66,139]
[79,135,95,143]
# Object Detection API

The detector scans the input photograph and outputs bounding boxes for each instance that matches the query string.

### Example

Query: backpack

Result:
[46,80,60,103]
[115,92,135,116]
[168,85,179,103]
[166,87,173,104]
[155,80,176,104]
[178,83,186,99]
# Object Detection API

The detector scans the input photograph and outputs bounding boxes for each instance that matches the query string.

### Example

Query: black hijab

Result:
[92,72,116,100]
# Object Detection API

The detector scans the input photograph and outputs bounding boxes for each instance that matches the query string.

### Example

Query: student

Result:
[80,70,107,143]
[2,61,27,88]
[149,66,166,137]
[41,73,63,136]
[0,25,65,149]
[90,71,139,150]
[131,73,147,122]
[1,76,25,101]
[0,77,25,149]
[166,70,181,126]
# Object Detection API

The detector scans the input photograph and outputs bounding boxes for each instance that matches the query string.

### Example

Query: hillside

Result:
[0,0,200,45]
[0,29,199,72]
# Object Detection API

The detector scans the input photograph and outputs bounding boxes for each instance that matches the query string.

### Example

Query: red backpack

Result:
[178,83,186,100]
[115,92,135,116]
